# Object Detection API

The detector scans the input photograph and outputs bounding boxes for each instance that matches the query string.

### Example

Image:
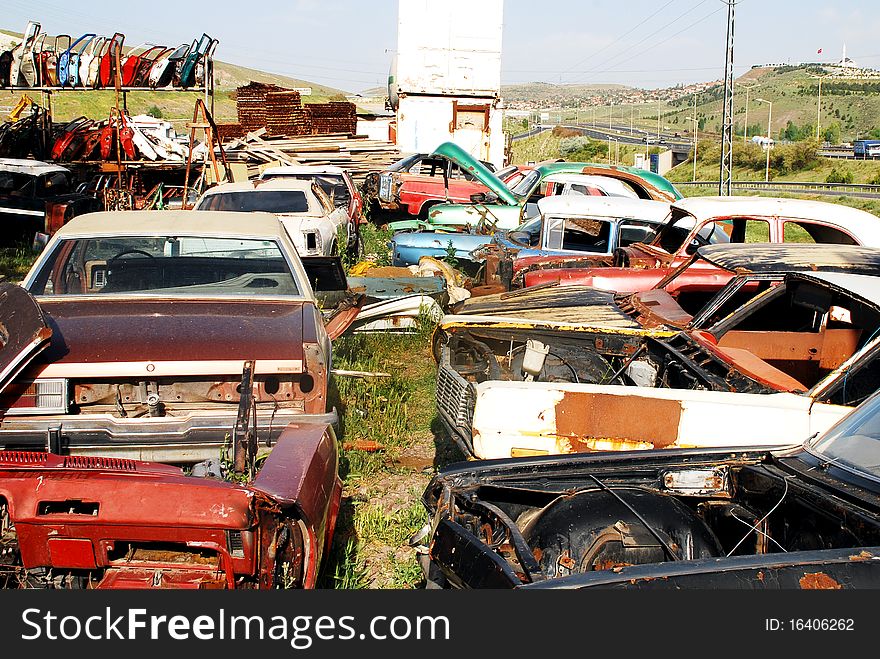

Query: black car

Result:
[418,389,880,588]
[0,158,100,246]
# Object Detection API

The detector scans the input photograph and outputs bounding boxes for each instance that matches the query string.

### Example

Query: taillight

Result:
[2,379,68,414]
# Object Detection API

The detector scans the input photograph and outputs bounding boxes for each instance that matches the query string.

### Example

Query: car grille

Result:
[436,347,476,444]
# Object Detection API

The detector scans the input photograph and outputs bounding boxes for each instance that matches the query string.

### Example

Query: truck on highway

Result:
[853,139,880,158]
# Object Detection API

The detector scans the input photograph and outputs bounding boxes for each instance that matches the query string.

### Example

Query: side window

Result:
[561,219,610,252]
[618,221,657,247]
[784,221,857,245]
[544,216,564,250]
[685,219,770,255]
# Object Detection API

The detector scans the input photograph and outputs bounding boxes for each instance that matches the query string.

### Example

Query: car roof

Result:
[537,195,670,220]
[672,196,880,230]
[791,271,880,307]
[0,158,70,176]
[697,243,880,275]
[199,179,317,194]
[260,165,346,177]
[53,210,289,239]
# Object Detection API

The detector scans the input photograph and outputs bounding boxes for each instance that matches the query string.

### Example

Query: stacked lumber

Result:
[235,82,286,133]
[308,102,357,135]
[221,129,401,183]
[215,122,245,140]
[265,90,311,136]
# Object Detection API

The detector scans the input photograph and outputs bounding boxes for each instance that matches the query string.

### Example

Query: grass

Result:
[0,243,40,283]
[321,311,457,588]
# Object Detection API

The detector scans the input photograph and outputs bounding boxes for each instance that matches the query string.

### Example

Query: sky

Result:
[3,0,880,92]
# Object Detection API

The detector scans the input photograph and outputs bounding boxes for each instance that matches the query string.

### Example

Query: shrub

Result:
[145,105,163,119]
[826,167,854,184]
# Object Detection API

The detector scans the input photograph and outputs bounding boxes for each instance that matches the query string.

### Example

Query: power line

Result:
[570,0,713,83]
[559,0,678,79]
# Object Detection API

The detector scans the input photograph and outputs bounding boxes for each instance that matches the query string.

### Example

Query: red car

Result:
[0,210,357,589]
[517,196,880,293]
[365,152,527,220]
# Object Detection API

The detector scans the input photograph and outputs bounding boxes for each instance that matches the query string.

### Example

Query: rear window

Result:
[29,236,300,298]
[197,191,310,213]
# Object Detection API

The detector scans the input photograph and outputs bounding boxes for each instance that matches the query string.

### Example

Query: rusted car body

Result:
[418,390,880,589]
[0,211,349,587]
[436,268,880,458]
[363,151,510,221]
[516,196,880,293]
[391,195,670,271]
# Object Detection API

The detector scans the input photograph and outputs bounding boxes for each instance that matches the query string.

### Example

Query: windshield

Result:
[196,190,311,214]
[809,390,880,481]
[508,215,543,247]
[260,173,350,207]
[29,236,300,297]
[509,169,540,198]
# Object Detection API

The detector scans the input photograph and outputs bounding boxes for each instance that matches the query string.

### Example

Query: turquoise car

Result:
[387,142,682,233]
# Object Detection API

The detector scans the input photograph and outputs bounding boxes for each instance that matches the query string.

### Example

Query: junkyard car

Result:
[0,158,101,246]
[418,389,880,589]
[259,164,364,231]
[394,142,682,233]
[0,210,352,588]
[363,150,506,222]
[194,178,357,257]
[436,266,880,458]
[390,190,670,269]
[519,195,880,292]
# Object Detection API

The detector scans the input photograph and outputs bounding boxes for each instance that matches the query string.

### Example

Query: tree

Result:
[823,122,841,145]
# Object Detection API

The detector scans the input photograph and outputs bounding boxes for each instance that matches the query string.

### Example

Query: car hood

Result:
[30,298,307,370]
[442,285,645,330]
[432,142,518,206]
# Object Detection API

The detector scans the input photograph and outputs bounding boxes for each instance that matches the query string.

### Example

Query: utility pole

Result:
[718,0,737,196]
[609,100,613,129]
[815,75,825,141]
[630,106,634,134]
[657,99,661,140]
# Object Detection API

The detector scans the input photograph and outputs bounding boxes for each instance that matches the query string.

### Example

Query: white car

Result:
[194,179,350,257]
[259,165,362,255]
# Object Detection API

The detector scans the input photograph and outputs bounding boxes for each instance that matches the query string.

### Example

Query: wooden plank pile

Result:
[265,90,311,136]
[235,82,286,133]
[308,101,357,135]
[221,129,401,182]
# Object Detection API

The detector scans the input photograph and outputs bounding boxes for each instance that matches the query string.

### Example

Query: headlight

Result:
[1,379,68,414]
[303,231,323,254]
[378,173,393,202]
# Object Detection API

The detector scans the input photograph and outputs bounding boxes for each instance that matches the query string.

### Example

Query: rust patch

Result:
[555,391,683,450]
[558,550,576,570]
[849,550,874,561]
[594,560,633,571]
[799,572,842,590]
[533,547,543,563]
[757,570,764,582]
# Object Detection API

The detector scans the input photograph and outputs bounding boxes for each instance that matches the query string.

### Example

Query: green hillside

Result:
[564,66,880,144]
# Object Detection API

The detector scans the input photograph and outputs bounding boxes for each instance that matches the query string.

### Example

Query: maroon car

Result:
[0,210,359,589]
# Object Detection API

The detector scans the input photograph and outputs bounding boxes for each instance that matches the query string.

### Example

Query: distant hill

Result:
[663,64,880,143]
[502,81,631,104]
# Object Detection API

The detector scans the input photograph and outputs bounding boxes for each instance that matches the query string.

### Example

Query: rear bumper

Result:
[0,409,339,463]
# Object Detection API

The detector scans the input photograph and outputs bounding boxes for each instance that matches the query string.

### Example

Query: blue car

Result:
[391,195,671,268]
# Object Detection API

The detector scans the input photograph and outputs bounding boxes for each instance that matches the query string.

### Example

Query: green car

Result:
[387,142,682,232]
